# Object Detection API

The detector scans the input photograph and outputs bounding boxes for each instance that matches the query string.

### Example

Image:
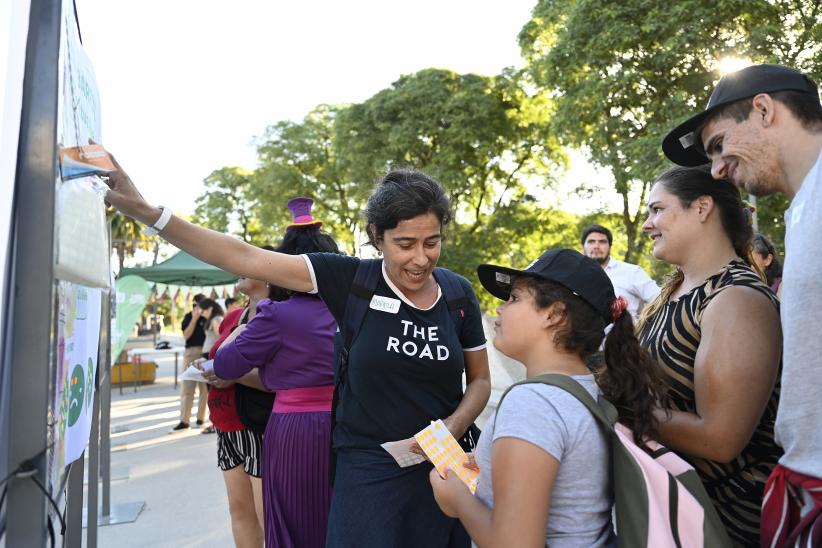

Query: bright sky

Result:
[75,0,622,217]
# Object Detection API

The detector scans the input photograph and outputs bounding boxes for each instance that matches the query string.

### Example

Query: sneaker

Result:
[195,420,204,426]
[172,421,189,431]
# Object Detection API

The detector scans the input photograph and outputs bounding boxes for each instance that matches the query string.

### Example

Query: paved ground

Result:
[83,317,523,547]
[83,334,233,547]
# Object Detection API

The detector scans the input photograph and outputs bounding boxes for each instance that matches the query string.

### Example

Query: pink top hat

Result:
[287,197,323,230]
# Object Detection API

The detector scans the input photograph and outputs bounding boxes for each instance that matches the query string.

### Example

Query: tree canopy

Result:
[194,68,587,307]
[518,0,821,261]
[192,2,822,307]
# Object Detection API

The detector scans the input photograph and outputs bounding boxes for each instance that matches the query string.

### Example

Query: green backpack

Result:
[496,374,732,547]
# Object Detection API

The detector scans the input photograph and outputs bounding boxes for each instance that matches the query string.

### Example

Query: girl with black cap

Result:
[430,249,666,548]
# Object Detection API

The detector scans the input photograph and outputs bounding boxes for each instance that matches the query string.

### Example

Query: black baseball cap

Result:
[477,249,616,324]
[663,64,819,167]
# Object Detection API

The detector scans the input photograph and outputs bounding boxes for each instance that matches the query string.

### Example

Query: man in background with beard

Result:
[580,224,659,319]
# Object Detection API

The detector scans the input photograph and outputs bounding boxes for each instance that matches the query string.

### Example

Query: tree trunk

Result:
[116,243,125,271]
[618,178,650,264]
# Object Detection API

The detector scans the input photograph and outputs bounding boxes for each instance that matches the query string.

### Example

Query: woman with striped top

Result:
[637,165,782,546]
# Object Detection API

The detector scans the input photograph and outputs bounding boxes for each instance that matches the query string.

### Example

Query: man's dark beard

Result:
[595,255,609,265]
[744,178,778,197]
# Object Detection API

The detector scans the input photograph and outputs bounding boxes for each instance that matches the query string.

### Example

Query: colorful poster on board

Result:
[53,282,102,470]
[58,0,101,149]
[54,0,111,290]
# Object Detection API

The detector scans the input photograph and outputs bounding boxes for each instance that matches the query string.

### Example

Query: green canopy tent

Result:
[118,250,238,345]
[119,250,238,286]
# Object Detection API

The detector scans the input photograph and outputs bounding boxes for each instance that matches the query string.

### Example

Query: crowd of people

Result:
[106,62,820,547]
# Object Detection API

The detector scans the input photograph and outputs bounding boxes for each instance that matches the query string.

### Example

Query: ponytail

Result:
[601,312,668,445]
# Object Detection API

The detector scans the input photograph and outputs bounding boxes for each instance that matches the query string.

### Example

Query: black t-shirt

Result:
[306,253,487,450]
[181,311,207,348]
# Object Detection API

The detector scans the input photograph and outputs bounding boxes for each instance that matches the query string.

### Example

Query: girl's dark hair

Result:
[517,276,667,446]
[197,298,224,318]
[364,168,452,246]
[638,165,762,328]
[752,233,783,285]
[268,227,342,301]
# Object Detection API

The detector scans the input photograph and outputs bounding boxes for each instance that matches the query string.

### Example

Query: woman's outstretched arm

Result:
[103,153,312,292]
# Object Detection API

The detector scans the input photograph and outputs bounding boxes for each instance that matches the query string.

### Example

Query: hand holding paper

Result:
[380,438,427,468]
[179,365,209,383]
[414,419,479,494]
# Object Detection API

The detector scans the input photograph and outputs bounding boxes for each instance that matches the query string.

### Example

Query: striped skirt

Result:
[263,388,332,548]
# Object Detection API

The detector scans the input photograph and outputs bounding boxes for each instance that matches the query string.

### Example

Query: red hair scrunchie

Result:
[610,296,628,322]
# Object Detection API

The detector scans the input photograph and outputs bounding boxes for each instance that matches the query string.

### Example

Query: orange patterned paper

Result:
[415,420,479,494]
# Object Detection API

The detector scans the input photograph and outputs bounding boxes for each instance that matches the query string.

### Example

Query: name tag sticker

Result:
[370,295,401,314]
[495,272,511,284]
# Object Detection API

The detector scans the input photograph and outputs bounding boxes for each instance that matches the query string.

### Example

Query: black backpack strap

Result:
[342,259,382,352]
[432,267,468,341]
[495,374,616,430]
[329,258,382,485]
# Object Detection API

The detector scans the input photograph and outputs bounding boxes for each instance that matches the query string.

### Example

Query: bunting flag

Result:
[221,287,228,299]
[210,288,218,299]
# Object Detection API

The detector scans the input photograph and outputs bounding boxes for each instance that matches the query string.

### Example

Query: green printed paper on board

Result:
[111,275,151,362]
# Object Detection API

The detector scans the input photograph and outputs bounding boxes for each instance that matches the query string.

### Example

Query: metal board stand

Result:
[64,455,85,547]
[85,501,145,527]
[83,241,145,540]
[4,0,61,545]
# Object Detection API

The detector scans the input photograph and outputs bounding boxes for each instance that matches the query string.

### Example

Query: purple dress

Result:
[215,295,336,548]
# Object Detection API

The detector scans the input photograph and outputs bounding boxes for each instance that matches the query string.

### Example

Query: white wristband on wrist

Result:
[142,206,172,236]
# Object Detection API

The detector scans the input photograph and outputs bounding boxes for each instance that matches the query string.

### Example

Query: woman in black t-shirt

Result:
[307,171,489,548]
[104,158,491,548]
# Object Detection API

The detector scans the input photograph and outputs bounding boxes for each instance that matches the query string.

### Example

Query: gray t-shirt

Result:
[474,375,614,547]
[777,146,822,478]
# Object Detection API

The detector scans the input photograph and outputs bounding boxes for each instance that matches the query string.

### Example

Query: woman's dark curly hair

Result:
[364,168,452,247]
[516,276,668,446]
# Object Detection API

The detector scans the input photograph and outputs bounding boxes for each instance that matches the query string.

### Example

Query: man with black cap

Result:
[663,63,822,545]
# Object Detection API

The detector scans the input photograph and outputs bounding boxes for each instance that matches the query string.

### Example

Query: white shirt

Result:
[603,258,660,318]
[776,146,822,478]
